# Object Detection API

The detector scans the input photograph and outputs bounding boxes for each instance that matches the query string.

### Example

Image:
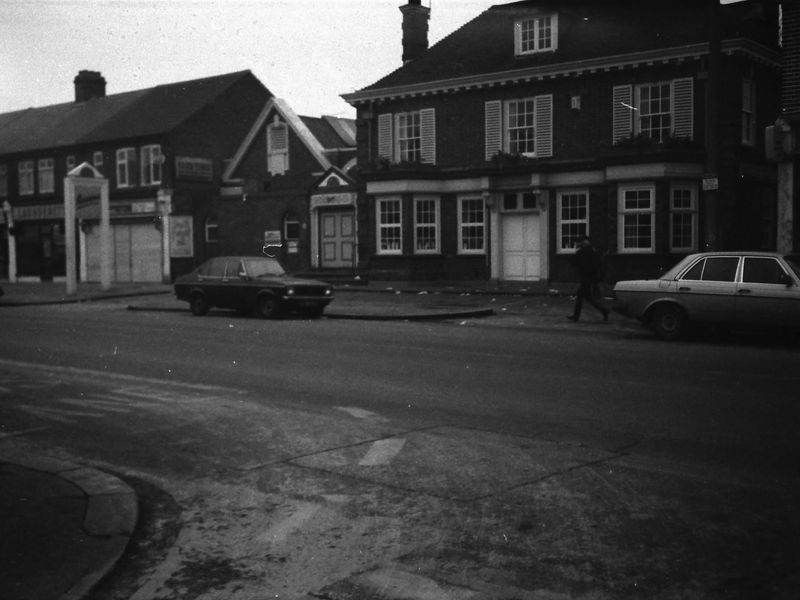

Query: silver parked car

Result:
[612,252,800,340]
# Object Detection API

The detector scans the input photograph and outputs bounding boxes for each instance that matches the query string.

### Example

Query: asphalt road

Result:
[1,302,798,599]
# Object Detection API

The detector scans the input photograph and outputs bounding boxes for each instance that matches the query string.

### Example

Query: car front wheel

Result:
[650,304,687,341]
[257,294,280,319]
[189,293,209,316]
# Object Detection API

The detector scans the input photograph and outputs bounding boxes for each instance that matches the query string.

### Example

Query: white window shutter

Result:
[378,113,393,160]
[267,123,289,175]
[485,100,502,160]
[672,77,694,139]
[612,85,633,144]
[420,108,436,164]
[534,94,553,157]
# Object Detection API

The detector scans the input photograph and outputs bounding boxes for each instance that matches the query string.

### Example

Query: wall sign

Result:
[170,215,194,258]
[175,157,213,182]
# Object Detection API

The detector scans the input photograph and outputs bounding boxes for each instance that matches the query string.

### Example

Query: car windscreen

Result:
[244,258,286,278]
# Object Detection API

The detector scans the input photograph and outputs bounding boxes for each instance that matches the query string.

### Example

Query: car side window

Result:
[222,259,243,279]
[206,258,227,278]
[681,259,705,280]
[742,257,786,284]
[701,257,739,282]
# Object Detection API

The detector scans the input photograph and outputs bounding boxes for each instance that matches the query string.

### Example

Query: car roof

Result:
[211,256,275,260]
[686,251,785,258]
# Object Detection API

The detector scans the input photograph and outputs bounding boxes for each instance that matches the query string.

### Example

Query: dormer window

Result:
[515,14,558,56]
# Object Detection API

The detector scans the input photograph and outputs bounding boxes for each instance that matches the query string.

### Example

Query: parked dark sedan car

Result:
[612,252,800,340]
[174,256,333,318]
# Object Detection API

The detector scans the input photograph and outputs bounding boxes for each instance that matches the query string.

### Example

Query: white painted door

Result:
[320,209,355,268]
[501,213,541,281]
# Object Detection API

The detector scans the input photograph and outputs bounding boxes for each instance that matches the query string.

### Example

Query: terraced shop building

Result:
[0,70,270,283]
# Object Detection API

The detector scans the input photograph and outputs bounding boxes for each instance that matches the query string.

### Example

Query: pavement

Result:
[0,277,631,600]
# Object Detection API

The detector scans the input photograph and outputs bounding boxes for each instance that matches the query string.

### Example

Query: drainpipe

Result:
[703,0,722,251]
[2,200,16,282]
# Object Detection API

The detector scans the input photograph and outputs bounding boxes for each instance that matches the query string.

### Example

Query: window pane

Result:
[415,198,438,252]
[460,198,485,251]
[623,213,652,249]
[559,192,588,251]
[671,213,693,249]
[624,189,651,210]
[521,192,537,209]
[379,199,402,252]
[398,112,421,162]
[681,259,705,280]
[702,257,739,282]
[638,83,671,142]
[742,258,784,284]
[506,99,535,154]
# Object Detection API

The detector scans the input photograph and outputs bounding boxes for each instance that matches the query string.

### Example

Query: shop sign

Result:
[170,215,194,258]
[176,157,213,182]
[132,201,157,213]
[13,204,64,221]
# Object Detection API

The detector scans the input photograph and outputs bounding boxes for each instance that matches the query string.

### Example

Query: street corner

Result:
[0,454,139,600]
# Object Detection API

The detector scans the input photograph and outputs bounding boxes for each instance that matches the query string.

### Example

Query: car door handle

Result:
[678,286,691,291]
[738,289,751,294]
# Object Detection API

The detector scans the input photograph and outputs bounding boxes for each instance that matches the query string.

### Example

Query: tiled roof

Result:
[0,70,267,155]
[351,0,778,99]
[300,116,356,150]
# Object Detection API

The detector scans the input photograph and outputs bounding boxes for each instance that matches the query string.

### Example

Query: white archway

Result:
[64,163,110,294]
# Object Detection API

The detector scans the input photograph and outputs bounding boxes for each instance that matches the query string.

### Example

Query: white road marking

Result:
[17,405,103,424]
[0,358,240,395]
[358,437,407,466]
[334,406,386,422]
[259,502,321,545]
[59,397,133,413]
[0,426,48,439]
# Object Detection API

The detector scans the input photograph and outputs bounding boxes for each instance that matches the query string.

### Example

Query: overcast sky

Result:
[0,0,745,120]
[0,0,505,119]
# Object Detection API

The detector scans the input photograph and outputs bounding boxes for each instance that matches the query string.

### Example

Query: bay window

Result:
[414,196,440,254]
[458,196,486,254]
[557,190,589,252]
[377,196,402,254]
[670,184,698,252]
[618,185,655,253]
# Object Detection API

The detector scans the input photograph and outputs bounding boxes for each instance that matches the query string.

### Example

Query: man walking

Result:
[568,235,609,322]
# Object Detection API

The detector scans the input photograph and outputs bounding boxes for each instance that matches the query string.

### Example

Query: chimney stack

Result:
[400,0,430,64]
[74,70,106,102]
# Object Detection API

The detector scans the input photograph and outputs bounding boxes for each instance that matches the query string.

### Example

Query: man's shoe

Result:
[567,315,578,322]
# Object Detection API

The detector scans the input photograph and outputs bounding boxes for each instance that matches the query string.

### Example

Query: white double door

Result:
[501,212,542,281]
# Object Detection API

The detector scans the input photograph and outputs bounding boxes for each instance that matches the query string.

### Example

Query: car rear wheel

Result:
[189,293,209,316]
[257,294,280,319]
[651,304,687,341]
